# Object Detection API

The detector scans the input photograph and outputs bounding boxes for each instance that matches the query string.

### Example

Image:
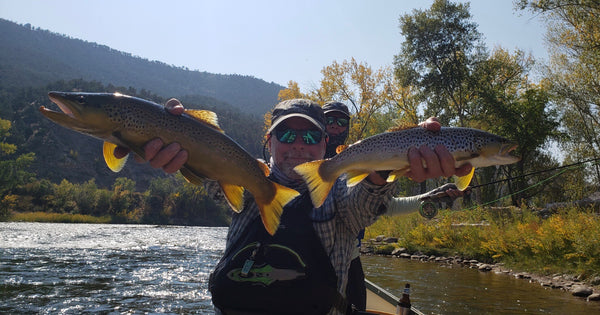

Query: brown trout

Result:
[294,126,520,208]
[40,91,299,235]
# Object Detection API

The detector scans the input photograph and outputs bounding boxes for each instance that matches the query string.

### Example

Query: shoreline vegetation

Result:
[363,204,600,302]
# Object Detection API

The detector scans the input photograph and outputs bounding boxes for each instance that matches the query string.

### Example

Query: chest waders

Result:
[210,193,346,314]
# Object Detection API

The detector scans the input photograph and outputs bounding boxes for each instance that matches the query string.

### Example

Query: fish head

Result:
[40,91,124,139]
[471,132,520,167]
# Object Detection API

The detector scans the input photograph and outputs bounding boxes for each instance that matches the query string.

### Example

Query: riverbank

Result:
[362,235,600,303]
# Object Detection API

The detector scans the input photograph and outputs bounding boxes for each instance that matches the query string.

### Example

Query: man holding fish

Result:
[119,98,477,314]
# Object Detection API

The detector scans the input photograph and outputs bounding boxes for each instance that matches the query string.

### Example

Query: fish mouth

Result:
[40,92,106,136]
[47,91,77,118]
[497,142,521,163]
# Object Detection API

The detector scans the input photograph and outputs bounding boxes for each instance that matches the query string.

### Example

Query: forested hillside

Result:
[0,18,283,115]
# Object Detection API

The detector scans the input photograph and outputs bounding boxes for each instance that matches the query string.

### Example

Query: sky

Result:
[0,0,548,90]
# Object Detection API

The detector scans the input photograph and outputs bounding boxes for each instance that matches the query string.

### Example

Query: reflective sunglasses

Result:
[326,116,349,127]
[273,128,324,145]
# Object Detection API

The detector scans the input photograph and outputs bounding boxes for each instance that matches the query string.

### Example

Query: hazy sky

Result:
[0,0,548,89]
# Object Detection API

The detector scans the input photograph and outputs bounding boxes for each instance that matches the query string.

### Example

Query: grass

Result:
[8,211,112,224]
[365,205,600,280]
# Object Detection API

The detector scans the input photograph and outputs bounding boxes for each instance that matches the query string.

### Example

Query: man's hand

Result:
[113,98,188,174]
[368,117,472,185]
[406,117,472,182]
[421,183,471,204]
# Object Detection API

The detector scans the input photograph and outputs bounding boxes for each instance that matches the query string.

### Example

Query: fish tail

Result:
[257,182,300,235]
[293,160,335,208]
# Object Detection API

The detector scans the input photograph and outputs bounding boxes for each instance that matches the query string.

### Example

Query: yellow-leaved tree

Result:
[278,59,420,143]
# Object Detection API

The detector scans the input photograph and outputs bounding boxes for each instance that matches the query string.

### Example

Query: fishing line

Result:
[420,157,600,218]
[470,156,600,189]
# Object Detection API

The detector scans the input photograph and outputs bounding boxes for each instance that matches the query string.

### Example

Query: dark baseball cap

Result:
[267,99,326,133]
[322,101,350,118]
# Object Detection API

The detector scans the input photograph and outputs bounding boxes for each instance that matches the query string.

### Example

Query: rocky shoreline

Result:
[362,235,600,303]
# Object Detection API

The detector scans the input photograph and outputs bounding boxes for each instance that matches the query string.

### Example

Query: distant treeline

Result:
[2,174,230,226]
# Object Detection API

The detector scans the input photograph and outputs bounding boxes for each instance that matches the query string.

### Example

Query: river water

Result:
[1,222,599,314]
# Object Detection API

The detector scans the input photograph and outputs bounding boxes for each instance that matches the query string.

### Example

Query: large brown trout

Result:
[40,91,299,235]
[294,126,520,208]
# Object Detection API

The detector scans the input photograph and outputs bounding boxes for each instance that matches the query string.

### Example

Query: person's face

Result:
[268,117,326,180]
[325,112,349,136]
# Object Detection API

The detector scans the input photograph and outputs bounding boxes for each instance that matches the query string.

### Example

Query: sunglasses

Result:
[273,128,324,145]
[326,116,349,127]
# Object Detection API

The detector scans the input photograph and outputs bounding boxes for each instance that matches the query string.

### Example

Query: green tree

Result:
[394,0,487,126]
[0,118,35,197]
[469,48,561,206]
[517,0,600,189]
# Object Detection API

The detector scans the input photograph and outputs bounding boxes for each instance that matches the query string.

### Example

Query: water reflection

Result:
[362,255,600,314]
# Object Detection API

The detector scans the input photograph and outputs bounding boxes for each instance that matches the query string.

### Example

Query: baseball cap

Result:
[322,101,350,118]
[267,99,326,133]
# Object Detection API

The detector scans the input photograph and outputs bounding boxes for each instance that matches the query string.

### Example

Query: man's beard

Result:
[281,152,314,179]
[325,130,349,158]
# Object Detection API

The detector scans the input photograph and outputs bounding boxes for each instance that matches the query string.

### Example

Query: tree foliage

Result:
[517,0,600,189]
[394,0,487,125]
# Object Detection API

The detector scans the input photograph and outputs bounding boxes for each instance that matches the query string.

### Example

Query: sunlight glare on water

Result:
[1,222,226,314]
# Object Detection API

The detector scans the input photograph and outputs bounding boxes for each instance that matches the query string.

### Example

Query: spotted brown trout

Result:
[294,126,520,208]
[40,91,299,235]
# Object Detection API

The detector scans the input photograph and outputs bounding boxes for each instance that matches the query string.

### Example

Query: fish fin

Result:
[103,141,127,172]
[336,144,349,154]
[256,182,300,235]
[257,159,270,177]
[345,171,370,187]
[180,167,207,186]
[454,167,475,191]
[220,182,245,213]
[387,168,409,182]
[185,109,224,133]
[293,160,335,208]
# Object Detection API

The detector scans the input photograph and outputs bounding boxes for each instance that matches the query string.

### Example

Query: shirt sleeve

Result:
[332,176,399,236]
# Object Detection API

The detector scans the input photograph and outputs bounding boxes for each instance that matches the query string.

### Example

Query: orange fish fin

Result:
[387,168,409,182]
[185,109,224,133]
[103,141,127,172]
[453,167,475,191]
[336,144,349,154]
[219,182,245,213]
[256,182,300,235]
[180,167,207,186]
[257,159,270,177]
[345,171,370,187]
[293,160,334,208]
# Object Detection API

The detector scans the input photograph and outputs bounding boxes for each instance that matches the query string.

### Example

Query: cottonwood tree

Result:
[517,0,600,188]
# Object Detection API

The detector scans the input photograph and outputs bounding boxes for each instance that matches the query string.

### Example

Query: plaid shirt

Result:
[223,161,399,313]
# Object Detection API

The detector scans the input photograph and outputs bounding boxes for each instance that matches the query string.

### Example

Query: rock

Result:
[587,293,600,301]
[478,264,492,272]
[391,247,407,256]
[399,253,411,259]
[571,285,593,297]
[384,237,398,243]
[591,276,600,286]
[375,235,385,242]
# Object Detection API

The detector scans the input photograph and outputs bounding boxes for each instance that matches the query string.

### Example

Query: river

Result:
[1,222,599,314]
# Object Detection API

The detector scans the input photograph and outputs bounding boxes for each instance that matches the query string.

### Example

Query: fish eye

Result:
[77,96,85,104]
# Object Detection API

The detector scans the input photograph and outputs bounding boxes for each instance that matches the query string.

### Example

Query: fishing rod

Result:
[418,156,600,219]
[469,156,600,189]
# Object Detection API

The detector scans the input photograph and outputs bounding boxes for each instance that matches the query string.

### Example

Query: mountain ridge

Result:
[0,18,284,115]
